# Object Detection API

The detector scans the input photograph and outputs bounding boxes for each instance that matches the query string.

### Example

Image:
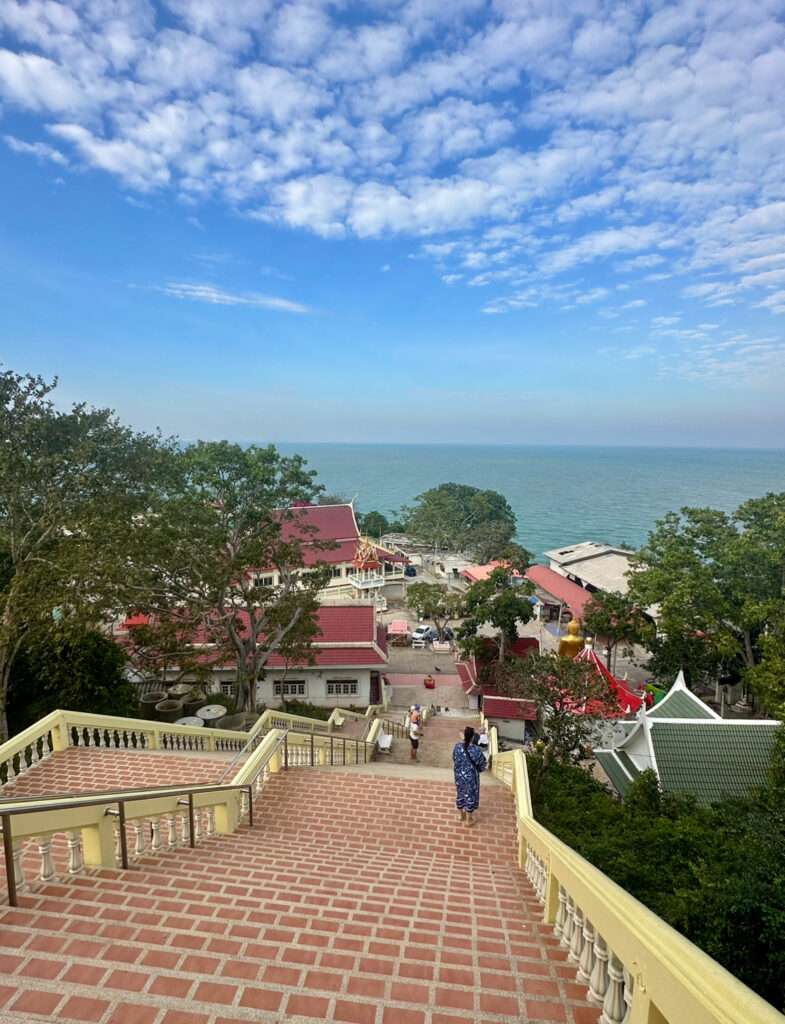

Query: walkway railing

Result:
[491,747,784,1024]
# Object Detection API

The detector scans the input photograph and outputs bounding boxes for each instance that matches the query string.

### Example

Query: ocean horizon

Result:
[267,443,785,560]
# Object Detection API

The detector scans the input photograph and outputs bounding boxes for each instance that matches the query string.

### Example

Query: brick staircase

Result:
[0,755,600,1024]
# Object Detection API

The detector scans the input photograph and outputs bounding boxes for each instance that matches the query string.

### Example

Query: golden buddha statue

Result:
[558,618,585,658]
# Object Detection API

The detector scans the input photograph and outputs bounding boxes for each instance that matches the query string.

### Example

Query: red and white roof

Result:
[574,641,642,715]
[483,695,537,721]
[525,565,593,622]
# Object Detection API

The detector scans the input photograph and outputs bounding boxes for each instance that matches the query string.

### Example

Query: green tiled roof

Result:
[651,722,780,805]
[617,749,638,776]
[595,752,635,797]
[648,689,715,720]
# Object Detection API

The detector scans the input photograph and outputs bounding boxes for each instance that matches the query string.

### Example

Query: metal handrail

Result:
[216,719,269,784]
[0,730,290,908]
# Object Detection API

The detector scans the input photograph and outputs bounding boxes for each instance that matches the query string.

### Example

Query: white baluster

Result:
[180,812,190,845]
[578,918,596,984]
[150,817,163,852]
[166,814,178,850]
[561,897,574,949]
[17,751,29,776]
[37,836,56,881]
[569,906,584,964]
[113,824,122,866]
[537,857,546,902]
[601,954,626,1024]
[5,756,16,782]
[623,967,634,1024]
[133,821,146,857]
[30,742,41,767]
[206,807,216,836]
[41,734,53,761]
[554,885,567,940]
[589,934,610,1006]
[66,831,84,875]
[12,840,28,893]
[194,810,204,841]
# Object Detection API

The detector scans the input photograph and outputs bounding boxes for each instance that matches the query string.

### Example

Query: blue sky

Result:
[1,0,784,447]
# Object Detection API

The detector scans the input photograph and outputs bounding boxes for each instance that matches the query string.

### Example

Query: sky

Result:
[1,0,784,447]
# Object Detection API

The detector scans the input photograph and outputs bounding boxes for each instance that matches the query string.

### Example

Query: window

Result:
[274,681,306,696]
[326,680,358,696]
[254,575,274,587]
[329,567,342,578]
[220,683,235,697]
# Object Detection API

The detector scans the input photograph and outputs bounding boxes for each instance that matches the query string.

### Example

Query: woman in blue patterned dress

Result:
[453,726,487,827]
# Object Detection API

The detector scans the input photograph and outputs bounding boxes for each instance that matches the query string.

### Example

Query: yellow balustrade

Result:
[491,748,784,1024]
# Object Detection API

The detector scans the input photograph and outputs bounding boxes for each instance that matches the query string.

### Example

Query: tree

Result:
[6,626,137,734]
[403,483,516,551]
[457,554,534,669]
[317,492,350,505]
[583,590,654,674]
[466,520,516,563]
[125,441,330,714]
[496,652,620,798]
[406,582,463,640]
[628,493,785,701]
[0,369,166,741]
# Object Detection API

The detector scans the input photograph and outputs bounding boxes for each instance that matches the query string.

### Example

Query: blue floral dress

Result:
[453,742,487,812]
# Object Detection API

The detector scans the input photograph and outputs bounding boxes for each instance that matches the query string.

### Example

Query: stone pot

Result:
[183,694,208,716]
[155,698,185,723]
[140,690,168,720]
[196,704,227,729]
[167,683,192,702]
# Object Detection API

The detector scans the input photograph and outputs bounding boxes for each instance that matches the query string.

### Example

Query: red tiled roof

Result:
[456,661,479,694]
[268,646,386,667]
[461,561,522,583]
[525,565,592,621]
[484,695,537,721]
[316,605,375,642]
[280,503,360,544]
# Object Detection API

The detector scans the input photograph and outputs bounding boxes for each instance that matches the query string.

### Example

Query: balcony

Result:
[347,571,385,589]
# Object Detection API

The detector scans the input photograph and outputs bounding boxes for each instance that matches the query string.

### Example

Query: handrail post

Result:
[283,734,289,771]
[118,802,128,869]
[342,736,346,765]
[330,735,334,766]
[2,814,17,908]
[355,738,359,763]
[310,732,314,767]
[247,787,254,829]
[187,793,195,849]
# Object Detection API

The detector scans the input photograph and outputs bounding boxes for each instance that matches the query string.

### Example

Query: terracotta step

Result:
[0,767,598,1024]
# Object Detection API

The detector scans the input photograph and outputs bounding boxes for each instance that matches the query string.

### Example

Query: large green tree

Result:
[628,493,785,703]
[126,441,329,713]
[457,553,534,668]
[583,589,654,674]
[403,483,516,552]
[406,582,463,640]
[6,626,137,734]
[0,369,166,741]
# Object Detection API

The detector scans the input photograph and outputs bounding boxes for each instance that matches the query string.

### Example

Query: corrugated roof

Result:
[524,565,592,621]
[595,752,635,797]
[648,689,715,720]
[483,696,537,721]
[651,722,780,805]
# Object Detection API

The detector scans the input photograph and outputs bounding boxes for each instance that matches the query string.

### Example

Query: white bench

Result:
[333,714,345,728]
[377,730,393,754]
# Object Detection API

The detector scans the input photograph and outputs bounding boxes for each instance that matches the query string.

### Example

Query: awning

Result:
[388,620,409,635]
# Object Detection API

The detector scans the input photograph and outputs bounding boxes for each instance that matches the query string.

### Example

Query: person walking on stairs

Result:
[453,725,486,826]
[409,713,421,762]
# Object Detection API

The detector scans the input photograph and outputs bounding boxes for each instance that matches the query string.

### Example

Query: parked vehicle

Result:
[429,628,454,642]
[411,625,432,643]
[404,565,417,577]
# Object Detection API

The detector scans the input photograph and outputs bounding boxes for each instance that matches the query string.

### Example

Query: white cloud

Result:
[150,281,312,314]
[620,299,646,309]
[4,133,67,164]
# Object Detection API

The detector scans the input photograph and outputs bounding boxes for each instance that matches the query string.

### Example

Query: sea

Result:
[274,444,785,560]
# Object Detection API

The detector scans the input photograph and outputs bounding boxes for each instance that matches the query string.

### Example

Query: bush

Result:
[282,699,331,721]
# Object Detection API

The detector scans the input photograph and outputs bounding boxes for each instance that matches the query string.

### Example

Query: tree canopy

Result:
[403,482,516,552]
[406,582,463,640]
[583,589,654,673]
[125,441,330,713]
[495,652,620,798]
[457,555,534,669]
[628,492,785,707]
[0,369,166,741]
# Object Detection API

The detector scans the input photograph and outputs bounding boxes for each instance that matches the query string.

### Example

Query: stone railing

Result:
[0,710,253,788]
[492,749,784,1024]
[0,698,390,792]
